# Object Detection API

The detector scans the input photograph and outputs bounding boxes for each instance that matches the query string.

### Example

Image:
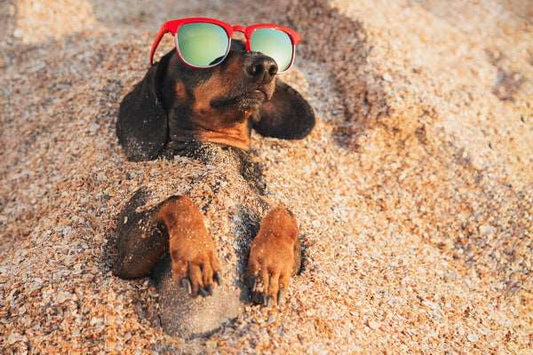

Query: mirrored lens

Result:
[177,23,229,67]
[250,28,293,72]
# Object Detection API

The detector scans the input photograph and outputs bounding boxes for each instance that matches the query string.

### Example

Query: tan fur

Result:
[174,80,187,99]
[195,115,252,150]
[247,208,299,304]
[157,196,220,296]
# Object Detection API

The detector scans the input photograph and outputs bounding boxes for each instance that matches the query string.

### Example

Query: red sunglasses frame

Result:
[149,17,302,72]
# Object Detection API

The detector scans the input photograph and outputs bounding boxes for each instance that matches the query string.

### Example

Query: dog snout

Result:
[245,54,278,84]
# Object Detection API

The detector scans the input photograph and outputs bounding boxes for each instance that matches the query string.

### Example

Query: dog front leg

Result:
[247,208,301,307]
[157,196,221,298]
[113,189,168,279]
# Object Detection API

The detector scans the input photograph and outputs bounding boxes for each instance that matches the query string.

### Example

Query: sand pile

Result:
[1,0,531,352]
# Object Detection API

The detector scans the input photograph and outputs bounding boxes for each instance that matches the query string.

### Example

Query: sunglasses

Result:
[149,17,301,72]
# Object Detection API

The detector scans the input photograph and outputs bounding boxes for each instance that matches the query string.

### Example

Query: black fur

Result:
[253,80,316,139]
[116,54,171,161]
[112,188,168,279]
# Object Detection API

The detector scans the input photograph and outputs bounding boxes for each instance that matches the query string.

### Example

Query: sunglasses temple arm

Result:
[294,32,302,45]
[149,23,170,65]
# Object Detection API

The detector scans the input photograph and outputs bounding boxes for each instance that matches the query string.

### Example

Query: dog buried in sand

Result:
[112,18,315,337]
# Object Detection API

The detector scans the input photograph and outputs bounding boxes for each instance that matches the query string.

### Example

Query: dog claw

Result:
[199,287,209,298]
[264,295,272,307]
[214,272,222,285]
[277,289,285,307]
[205,284,214,296]
[252,279,258,293]
[180,278,192,295]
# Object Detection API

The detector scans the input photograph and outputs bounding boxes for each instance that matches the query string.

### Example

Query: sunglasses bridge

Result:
[222,25,253,53]
[150,18,301,68]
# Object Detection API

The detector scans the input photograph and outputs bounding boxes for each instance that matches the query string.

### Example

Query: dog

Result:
[112,39,315,337]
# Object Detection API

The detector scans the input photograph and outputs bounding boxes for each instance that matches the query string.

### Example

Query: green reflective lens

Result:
[177,23,229,67]
[250,28,293,72]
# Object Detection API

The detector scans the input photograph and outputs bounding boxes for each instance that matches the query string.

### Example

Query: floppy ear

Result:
[116,54,171,161]
[253,79,315,139]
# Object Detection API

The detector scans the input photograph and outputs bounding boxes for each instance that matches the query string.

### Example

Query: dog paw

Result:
[171,246,221,298]
[247,208,301,307]
[157,196,221,297]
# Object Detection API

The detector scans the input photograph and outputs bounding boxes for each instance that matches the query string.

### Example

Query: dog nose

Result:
[246,55,278,83]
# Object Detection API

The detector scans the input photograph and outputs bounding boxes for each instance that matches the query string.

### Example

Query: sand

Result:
[1,0,531,353]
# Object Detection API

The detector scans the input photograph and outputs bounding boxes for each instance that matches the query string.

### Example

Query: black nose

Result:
[245,54,278,83]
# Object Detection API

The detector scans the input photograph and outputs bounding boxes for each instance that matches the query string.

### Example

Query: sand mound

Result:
[1,0,531,352]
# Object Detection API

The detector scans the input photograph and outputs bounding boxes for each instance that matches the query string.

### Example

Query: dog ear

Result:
[253,79,315,140]
[116,54,171,161]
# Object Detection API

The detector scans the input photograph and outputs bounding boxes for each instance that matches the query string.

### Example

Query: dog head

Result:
[117,40,315,161]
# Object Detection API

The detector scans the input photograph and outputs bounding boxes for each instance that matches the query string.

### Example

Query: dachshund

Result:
[112,39,315,337]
